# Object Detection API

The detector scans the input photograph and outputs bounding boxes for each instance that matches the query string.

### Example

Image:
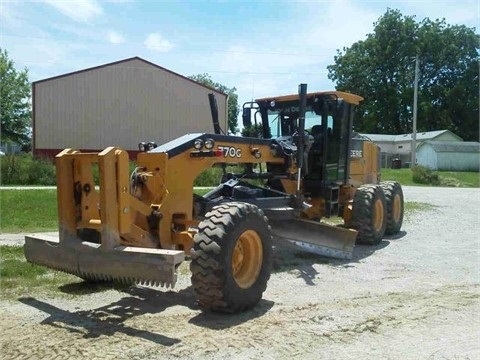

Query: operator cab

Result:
[243,91,363,193]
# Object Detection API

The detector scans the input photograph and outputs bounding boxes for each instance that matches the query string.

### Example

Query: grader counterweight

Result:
[25,83,404,313]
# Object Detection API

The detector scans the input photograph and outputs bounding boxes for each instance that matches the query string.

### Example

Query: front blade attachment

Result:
[24,234,184,287]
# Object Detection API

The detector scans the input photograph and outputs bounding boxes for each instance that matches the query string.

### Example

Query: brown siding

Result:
[34,58,228,152]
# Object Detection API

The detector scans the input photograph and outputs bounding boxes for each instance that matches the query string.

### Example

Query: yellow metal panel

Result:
[255,91,363,105]
[98,147,120,249]
[134,140,286,250]
[115,149,131,235]
[122,224,158,248]
[73,155,100,225]
[55,149,77,241]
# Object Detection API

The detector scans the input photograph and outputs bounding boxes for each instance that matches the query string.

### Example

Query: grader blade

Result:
[24,234,184,287]
[270,219,357,260]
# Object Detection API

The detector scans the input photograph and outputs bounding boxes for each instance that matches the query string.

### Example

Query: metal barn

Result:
[32,57,228,158]
[417,141,480,171]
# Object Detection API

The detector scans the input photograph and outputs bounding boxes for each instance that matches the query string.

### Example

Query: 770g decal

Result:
[217,146,242,158]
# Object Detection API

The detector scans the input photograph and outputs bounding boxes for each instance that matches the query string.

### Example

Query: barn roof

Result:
[419,141,480,153]
[32,56,227,96]
[360,129,463,143]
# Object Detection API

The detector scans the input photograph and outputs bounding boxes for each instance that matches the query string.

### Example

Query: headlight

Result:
[138,142,146,152]
[193,139,204,150]
[147,141,158,151]
[204,138,215,149]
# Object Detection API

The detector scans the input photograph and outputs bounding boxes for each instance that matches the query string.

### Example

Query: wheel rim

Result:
[373,199,384,232]
[231,230,263,289]
[392,194,402,222]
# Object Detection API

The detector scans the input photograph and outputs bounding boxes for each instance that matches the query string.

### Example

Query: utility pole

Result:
[411,55,419,166]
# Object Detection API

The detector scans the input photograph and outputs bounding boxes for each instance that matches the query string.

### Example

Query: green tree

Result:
[0,48,31,146]
[241,123,264,138]
[189,73,239,134]
[327,9,479,141]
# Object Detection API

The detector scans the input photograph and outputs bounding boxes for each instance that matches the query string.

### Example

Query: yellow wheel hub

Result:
[392,194,401,222]
[373,199,384,232]
[231,230,263,289]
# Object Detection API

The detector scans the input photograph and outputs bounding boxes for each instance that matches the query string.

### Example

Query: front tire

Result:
[190,202,273,313]
[352,184,387,245]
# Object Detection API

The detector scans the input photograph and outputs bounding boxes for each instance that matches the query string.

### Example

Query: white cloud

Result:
[0,1,29,30]
[0,2,68,72]
[219,46,320,75]
[44,0,103,22]
[144,33,173,52]
[107,30,125,44]
[5,35,69,74]
[300,0,377,55]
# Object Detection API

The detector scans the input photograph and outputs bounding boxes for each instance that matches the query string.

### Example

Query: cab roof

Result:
[255,90,363,106]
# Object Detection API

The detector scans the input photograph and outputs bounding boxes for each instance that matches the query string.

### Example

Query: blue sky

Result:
[1,0,479,109]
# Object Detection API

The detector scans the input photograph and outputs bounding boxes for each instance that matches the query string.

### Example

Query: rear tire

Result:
[190,202,273,313]
[352,184,387,245]
[380,181,404,235]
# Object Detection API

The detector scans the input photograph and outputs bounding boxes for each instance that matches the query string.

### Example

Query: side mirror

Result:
[242,107,252,128]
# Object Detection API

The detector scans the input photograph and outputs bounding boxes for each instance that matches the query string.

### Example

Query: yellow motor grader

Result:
[25,84,404,312]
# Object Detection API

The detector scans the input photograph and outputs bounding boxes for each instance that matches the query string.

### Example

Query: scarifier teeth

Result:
[28,258,77,276]
[27,259,174,287]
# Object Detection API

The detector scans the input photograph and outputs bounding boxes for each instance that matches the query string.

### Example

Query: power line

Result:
[1,33,335,57]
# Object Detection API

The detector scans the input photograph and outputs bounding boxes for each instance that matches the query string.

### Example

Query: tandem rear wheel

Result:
[380,181,404,235]
[351,184,387,245]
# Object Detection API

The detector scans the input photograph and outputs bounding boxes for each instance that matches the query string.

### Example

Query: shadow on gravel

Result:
[17,287,201,346]
[18,284,273,340]
[384,230,408,241]
[188,299,274,330]
[57,282,200,312]
[272,235,398,285]
[58,281,132,295]
[347,241,390,262]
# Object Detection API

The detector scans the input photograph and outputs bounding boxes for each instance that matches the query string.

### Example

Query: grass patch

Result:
[381,168,414,185]
[0,245,49,278]
[438,171,480,187]
[0,245,83,299]
[404,201,435,213]
[381,168,479,187]
[0,189,58,233]
[403,201,436,222]
[194,187,213,196]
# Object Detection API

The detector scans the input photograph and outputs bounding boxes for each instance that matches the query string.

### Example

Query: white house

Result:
[417,141,480,171]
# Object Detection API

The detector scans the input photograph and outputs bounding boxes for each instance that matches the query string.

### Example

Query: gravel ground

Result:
[1,185,479,359]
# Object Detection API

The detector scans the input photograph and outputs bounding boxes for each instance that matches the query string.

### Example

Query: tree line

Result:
[327,8,479,141]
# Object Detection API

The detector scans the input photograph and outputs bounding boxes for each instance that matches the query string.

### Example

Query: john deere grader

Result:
[25,84,404,312]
